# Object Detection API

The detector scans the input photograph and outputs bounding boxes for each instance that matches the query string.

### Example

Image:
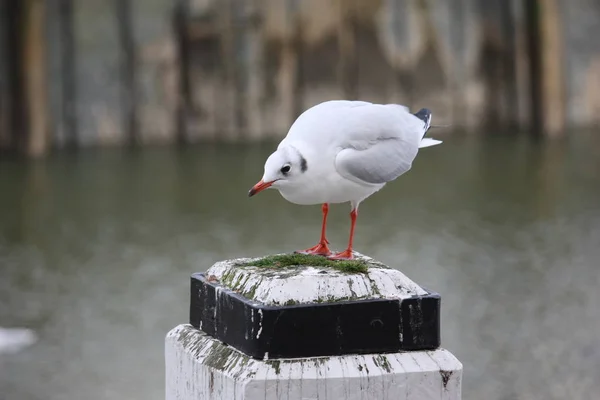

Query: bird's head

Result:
[248,145,308,197]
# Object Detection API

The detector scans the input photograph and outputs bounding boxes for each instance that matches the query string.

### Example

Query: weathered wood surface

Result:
[205,252,427,305]
[1,0,600,154]
[166,324,463,400]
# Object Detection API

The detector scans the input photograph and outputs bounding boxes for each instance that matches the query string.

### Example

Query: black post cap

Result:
[189,272,441,360]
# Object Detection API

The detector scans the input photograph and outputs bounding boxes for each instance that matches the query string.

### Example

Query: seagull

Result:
[248,100,442,260]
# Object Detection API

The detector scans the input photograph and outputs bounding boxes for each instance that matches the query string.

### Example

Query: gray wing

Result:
[335,137,419,184]
[333,104,424,185]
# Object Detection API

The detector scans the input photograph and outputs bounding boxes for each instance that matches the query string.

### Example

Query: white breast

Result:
[276,169,385,205]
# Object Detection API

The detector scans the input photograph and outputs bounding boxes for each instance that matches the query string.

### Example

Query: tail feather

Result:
[419,138,442,148]
[413,107,442,148]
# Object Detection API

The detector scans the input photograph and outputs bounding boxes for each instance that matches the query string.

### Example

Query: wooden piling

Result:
[4,0,51,157]
[115,0,138,146]
[537,0,566,137]
[173,0,191,144]
[242,0,266,140]
[22,0,49,157]
[337,0,358,100]
[4,0,600,152]
[525,0,566,137]
[58,0,77,148]
[165,252,463,399]
[0,0,10,150]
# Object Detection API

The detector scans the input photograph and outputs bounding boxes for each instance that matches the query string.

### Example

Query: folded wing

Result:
[334,103,435,185]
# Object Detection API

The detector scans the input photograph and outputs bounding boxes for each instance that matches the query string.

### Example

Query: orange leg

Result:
[295,203,331,256]
[328,208,357,260]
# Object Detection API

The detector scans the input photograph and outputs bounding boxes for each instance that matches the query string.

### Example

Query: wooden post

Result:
[23,0,49,156]
[165,252,462,399]
[0,0,9,149]
[337,0,358,100]
[57,0,77,148]
[173,0,191,144]
[537,0,565,137]
[217,0,238,140]
[7,0,50,157]
[115,0,138,146]
[242,0,265,140]
[275,1,302,138]
[524,0,565,137]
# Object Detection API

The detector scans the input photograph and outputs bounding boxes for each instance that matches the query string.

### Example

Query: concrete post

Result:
[165,252,462,399]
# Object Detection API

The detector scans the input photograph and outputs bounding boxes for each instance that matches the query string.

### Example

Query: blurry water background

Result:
[2,0,600,399]
[1,131,599,399]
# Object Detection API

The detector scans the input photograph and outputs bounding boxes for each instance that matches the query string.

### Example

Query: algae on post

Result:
[236,253,368,274]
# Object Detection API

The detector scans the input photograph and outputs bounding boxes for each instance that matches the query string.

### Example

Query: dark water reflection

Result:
[1,133,599,399]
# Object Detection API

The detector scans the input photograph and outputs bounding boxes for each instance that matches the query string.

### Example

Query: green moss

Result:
[373,354,392,373]
[268,360,282,375]
[312,294,366,303]
[203,341,236,371]
[236,253,368,274]
[367,275,382,296]
[244,280,261,299]
[220,269,236,287]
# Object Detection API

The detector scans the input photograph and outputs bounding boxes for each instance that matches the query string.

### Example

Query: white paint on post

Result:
[205,252,427,305]
[256,309,263,339]
[166,324,462,400]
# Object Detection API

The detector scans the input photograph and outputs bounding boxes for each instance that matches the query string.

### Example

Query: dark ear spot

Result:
[300,156,308,172]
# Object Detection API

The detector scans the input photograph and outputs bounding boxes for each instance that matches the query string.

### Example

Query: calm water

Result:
[1,134,599,400]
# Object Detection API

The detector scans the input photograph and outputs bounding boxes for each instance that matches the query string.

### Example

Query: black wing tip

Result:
[413,108,432,133]
[413,108,432,122]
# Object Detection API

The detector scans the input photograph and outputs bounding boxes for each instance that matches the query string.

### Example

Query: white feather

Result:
[419,138,443,148]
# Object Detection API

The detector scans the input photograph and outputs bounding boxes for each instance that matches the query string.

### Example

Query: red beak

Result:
[248,180,275,197]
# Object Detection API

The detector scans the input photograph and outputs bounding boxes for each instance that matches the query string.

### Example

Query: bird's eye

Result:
[280,164,291,174]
